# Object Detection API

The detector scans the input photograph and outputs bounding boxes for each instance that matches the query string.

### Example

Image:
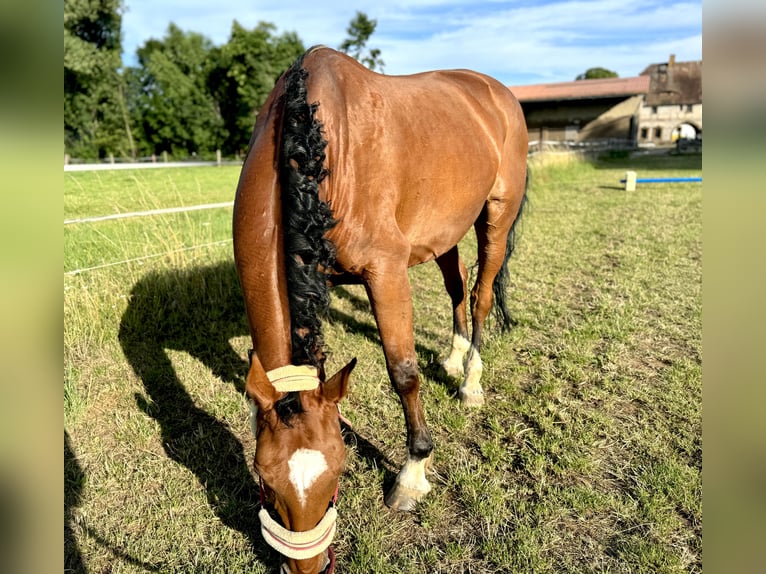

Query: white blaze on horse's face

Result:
[287,448,328,507]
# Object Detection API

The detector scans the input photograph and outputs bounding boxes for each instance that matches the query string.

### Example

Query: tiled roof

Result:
[508,76,650,103]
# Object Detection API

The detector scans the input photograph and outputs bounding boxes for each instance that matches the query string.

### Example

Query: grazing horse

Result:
[233,46,527,574]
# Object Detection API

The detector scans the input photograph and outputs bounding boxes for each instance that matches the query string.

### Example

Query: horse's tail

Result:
[279,50,337,369]
[492,169,529,332]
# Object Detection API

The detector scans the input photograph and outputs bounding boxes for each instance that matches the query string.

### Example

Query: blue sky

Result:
[120,0,702,86]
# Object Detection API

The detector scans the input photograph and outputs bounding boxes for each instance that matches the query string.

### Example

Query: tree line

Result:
[64,0,382,160]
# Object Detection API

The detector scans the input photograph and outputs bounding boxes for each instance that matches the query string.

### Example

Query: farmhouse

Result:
[508,55,702,149]
[639,56,702,146]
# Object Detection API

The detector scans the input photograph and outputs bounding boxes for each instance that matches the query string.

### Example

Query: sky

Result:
[120,0,702,86]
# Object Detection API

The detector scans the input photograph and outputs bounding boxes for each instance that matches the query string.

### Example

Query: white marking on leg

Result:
[460,346,484,403]
[395,456,432,495]
[442,334,470,378]
[287,449,328,507]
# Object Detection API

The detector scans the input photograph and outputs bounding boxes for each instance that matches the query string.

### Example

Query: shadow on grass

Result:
[116,261,407,570]
[598,185,629,191]
[117,261,279,570]
[66,432,163,572]
[587,151,702,171]
[65,431,86,573]
[340,421,399,493]
[331,285,449,392]
[330,282,525,403]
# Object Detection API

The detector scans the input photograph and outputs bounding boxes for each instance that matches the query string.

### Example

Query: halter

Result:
[248,356,344,573]
[258,477,339,568]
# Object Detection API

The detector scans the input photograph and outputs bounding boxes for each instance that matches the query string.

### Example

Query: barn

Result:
[508,55,702,150]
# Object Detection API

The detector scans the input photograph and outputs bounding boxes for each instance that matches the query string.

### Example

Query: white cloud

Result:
[120,0,702,84]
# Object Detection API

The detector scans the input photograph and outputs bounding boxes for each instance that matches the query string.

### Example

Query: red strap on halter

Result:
[324,546,336,574]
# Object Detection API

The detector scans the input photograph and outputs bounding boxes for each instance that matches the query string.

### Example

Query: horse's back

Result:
[296,48,527,269]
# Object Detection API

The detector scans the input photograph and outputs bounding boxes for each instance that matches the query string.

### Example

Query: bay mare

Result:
[233,46,528,574]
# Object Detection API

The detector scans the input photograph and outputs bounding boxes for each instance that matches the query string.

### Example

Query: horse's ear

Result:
[321,358,356,403]
[246,351,280,412]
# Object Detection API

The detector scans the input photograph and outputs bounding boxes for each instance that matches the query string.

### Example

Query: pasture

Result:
[64,153,702,573]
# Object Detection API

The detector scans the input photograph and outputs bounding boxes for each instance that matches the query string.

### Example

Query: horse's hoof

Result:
[384,483,429,512]
[459,388,485,407]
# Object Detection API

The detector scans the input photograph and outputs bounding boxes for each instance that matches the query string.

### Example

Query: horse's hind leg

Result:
[364,261,433,512]
[436,246,471,379]
[461,198,520,406]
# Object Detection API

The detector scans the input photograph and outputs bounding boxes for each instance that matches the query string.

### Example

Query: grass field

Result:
[64,152,702,573]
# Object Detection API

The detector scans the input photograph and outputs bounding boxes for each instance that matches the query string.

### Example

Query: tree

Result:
[126,24,224,157]
[576,67,619,80]
[64,0,132,158]
[207,22,304,155]
[339,12,384,72]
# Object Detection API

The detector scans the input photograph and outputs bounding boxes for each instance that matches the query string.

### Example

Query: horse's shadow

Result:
[118,261,275,567]
[66,431,162,572]
[117,261,405,568]
[65,431,86,573]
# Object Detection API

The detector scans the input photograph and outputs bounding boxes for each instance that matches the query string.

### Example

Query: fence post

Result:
[151,154,156,163]
[109,153,115,164]
[216,149,222,167]
[162,151,168,163]
[64,154,70,166]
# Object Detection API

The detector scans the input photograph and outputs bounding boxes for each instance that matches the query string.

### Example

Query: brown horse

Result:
[233,46,527,574]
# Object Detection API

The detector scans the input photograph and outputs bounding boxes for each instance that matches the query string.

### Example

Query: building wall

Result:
[575,95,642,143]
[522,97,631,142]
[637,103,702,145]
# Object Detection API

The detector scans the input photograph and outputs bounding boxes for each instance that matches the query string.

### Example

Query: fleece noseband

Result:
[267,364,321,392]
[259,502,337,560]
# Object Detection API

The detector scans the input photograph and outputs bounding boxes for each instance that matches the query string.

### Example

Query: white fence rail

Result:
[64,149,243,171]
[64,161,244,172]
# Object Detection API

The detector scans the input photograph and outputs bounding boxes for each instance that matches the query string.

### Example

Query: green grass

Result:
[64,154,701,573]
[64,168,239,219]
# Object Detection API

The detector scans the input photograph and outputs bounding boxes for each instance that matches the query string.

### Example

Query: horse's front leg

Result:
[364,264,433,512]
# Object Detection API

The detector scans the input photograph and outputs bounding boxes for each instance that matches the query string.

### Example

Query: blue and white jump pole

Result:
[621,171,702,191]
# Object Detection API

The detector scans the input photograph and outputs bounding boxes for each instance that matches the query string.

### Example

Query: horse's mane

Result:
[280,50,337,372]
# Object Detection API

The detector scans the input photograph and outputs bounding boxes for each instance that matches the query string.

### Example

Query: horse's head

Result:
[247,353,356,574]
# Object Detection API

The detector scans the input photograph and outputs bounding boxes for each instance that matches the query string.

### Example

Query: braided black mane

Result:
[280,51,337,372]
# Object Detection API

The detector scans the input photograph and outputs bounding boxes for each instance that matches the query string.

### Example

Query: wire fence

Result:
[527,138,636,156]
[66,138,699,275]
[527,137,700,157]
[64,202,234,225]
[64,200,235,276]
[64,240,233,276]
